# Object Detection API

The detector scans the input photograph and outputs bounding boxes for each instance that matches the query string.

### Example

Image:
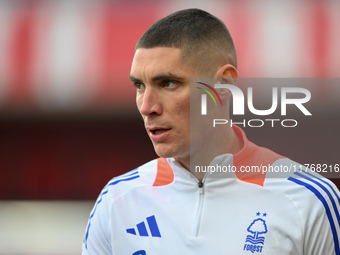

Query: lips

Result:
[147,126,172,141]
[151,128,170,135]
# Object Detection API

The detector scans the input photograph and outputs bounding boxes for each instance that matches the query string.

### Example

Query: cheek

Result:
[136,95,142,112]
[175,101,190,128]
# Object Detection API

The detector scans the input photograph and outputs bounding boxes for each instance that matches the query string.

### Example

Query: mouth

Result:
[147,127,172,141]
[150,128,171,135]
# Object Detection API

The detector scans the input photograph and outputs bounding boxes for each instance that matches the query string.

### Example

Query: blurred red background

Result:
[0,0,339,199]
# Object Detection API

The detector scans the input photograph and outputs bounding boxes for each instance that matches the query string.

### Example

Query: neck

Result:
[175,125,243,181]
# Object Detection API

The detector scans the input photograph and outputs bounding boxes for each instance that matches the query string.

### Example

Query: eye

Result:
[134,83,145,92]
[163,81,177,88]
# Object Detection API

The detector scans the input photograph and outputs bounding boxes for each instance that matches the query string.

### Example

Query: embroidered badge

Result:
[243,212,268,253]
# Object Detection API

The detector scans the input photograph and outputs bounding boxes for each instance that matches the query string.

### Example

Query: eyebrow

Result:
[129,73,186,84]
[129,75,141,83]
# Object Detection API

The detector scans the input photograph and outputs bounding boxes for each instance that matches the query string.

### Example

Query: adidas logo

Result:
[126,215,161,237]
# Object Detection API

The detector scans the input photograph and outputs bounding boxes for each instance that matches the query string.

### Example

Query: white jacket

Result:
[83,126,340,255]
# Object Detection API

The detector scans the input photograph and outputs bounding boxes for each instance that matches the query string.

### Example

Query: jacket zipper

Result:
[193,180,205,237]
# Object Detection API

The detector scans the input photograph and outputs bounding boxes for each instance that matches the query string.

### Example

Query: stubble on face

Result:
[130,47,200,168]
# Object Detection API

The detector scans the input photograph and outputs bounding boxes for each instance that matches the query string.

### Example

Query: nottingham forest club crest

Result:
[243,212,268,253]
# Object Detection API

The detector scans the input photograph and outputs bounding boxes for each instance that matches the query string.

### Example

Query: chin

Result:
[153,145,176,159]
[154,150,174,159]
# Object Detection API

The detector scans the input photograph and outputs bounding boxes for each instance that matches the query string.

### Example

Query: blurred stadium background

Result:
[0,0,339,254]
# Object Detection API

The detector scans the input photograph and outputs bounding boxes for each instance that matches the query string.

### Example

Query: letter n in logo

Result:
[214,84,245,115]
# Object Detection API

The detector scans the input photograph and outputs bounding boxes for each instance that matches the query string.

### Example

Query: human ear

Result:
[214,64,238,98]
[215,64,238,84]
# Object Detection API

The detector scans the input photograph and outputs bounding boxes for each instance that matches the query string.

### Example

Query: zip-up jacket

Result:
[82,125,340,255]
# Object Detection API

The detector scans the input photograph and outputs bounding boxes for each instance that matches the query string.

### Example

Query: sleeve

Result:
[302,177,340,255]
[82,186,113,255]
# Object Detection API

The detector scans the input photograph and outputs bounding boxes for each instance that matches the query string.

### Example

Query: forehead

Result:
[130,47,197,80]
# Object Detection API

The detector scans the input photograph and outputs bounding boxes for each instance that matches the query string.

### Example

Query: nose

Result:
[138,87,162,117]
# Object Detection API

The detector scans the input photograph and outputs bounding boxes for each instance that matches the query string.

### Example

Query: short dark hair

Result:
[136,8,237,70]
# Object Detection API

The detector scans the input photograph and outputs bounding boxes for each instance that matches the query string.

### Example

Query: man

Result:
[83,9,340,254]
